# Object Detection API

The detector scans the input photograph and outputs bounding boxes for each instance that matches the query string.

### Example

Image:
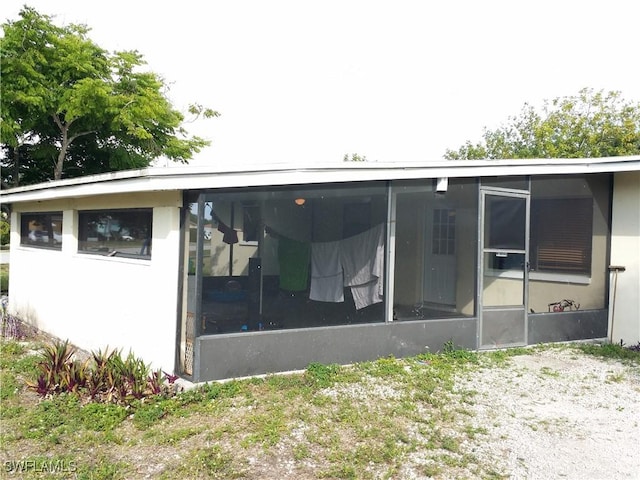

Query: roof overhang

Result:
[1,156,639,204]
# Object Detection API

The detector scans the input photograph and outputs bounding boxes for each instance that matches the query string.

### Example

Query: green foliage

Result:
[442,339,479,363]
[8,339,635,479]
[577,342,640,364]
[0,370,19,400]
[87,347,117,401]
[343,152,368,162]
[0,220,9,245]
[485,346,531,365]
[1,7,219,187]
[7,354,41,380]
[80,402,128,431]
[0,339,25,358]
[27,340,178,405]
[304,362,343,388]
[168,445,245,479]
[445,88,640,159]
[75,456,129,480]
[131,400,171,429]
[0,340,40,398]
[109,350,151,402]
[22,393,81,441]
[27,339,87,396]
[149,426,204,445]
[357,355,408,378]
[242,407,288,447]
[0,264,8,293]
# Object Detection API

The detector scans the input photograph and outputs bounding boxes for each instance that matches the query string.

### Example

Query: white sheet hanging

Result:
[309,240,344,303]
[340,223,385,310]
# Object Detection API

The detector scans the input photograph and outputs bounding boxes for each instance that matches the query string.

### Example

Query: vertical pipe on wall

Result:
[608,265,626,343]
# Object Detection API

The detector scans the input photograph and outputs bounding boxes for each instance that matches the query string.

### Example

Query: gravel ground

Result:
[454,348,640,480]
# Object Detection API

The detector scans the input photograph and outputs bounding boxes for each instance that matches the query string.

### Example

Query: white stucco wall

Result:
[8,191,182,372]
[609,171,640,345]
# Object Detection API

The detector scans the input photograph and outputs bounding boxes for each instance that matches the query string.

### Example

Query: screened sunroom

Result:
[2,157,638,382]
[181,171,615,380]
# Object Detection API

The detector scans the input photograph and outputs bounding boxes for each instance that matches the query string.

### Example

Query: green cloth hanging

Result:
[278,236,311,291]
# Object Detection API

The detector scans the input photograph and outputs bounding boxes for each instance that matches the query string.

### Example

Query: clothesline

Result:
[271,224,385,310]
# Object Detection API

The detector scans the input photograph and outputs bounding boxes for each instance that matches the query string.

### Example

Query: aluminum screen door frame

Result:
[478,188,530,349]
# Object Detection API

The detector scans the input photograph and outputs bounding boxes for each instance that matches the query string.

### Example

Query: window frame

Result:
[77,208,153,260]
[19,211,64,251]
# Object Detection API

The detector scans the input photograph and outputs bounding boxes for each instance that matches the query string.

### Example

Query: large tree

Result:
[1,7,218,187]
[445,88,640,160]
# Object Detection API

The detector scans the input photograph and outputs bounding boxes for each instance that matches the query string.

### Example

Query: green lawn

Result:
[0,336,637,480]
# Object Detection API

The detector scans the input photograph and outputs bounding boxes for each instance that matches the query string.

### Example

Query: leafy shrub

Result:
[28,340,87,396]
[27,340,179,405]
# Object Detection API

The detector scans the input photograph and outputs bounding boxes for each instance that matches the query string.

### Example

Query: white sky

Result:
[3,0,640,166]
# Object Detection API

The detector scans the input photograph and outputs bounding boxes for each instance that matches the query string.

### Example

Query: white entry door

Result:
[423,206,457,307]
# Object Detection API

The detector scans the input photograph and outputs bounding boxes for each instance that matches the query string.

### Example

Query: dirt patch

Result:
[454,348,640,479]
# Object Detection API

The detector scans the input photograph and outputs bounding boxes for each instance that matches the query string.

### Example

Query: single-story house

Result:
[1,156,639,382]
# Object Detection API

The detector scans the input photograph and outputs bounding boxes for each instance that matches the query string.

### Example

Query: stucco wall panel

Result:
[609,171,640,345]
[8,202,182,372]
[13,191,181,213]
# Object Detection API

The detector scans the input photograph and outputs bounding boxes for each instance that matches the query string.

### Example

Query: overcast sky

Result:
[4,1,640,166]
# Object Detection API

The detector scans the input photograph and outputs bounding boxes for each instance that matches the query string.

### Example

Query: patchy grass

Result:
[577,342,640,364]
[1,337,637,479]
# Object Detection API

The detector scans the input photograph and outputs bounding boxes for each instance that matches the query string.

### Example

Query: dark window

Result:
[485,196,526,250]
[531,198,593,274]
[481,176,529,191]
[343,202,372,238]
[20,212,63,250]
[242,204,260,242]
[78,209,152,259]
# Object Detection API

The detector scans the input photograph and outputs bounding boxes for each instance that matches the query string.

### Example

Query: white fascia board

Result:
[2,156,639,204]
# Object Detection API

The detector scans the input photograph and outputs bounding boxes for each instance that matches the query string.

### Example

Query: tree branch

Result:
[68,130,95,144]
[52,112,64,131]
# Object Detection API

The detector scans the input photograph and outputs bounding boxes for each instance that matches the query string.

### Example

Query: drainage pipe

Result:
[608,265,626,344]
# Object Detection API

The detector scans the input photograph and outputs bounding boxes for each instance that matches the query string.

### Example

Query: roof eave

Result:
[1,156,639,204]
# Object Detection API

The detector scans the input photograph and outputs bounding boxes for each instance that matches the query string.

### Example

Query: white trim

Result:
[2,156,639,204]
[73,253,153,265]
[238,241,258,247]
[485,268,591,285]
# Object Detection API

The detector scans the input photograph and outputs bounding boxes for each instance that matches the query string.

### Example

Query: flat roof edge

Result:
[1,156,639,204]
